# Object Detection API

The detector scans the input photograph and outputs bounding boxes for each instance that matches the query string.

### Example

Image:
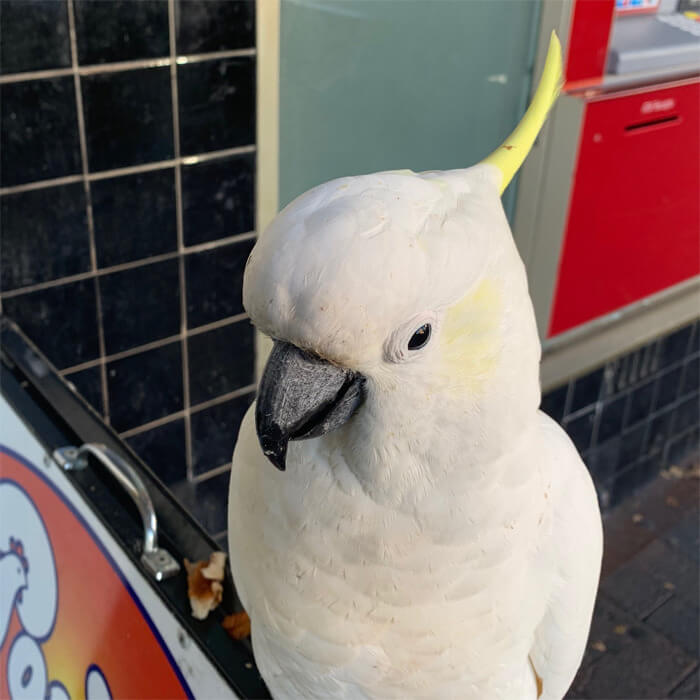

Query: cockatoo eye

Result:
[384,314,438,363]
[408,324,431,351]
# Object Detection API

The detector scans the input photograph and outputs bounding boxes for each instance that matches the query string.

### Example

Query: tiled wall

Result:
[542,319,700,511]
[0,0,256,543]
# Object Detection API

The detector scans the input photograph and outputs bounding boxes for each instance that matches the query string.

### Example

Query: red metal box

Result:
[549,79,700,336]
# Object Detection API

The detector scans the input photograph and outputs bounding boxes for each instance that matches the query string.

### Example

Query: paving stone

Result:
[579,622,695,699]
[664,508,700,563]
[600,475,697,577]
[634,539,699,598]
[670,666,699,698]
[600,560,674,619]
[579,596,639,669]
[646,595,700,658]
[569,465,700,700]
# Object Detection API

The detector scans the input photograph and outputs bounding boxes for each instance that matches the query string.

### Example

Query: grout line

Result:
[78,57,172,76]
[66,0,110,423]
[185,231,257,254]
[0,174,85,196]
[564,402,597,424]
[88,158,178,181]
[117,384,255,440]
[187,313,249,337]
[1,271,94,297]
[180,144,256,166]
[58,314,252,375]
[0,49,256,85]
[93,249,181,275]
[175,48,257,65]
[561,379,573,419]
[0,146,256,197]
[628,348,640,388]
[168,0,194,481]
[100,333,181,363]
[189,384,256,415]
[0,258,174,298]
[667,662,700,700]
[0,231,256,298]
[0,66,74,84]
[93,279,111,422]
[119,410,187,439]
[190,462,232,484]
[62,359,104,376]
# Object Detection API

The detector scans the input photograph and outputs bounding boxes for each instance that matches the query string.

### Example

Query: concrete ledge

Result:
[541,277,700,392]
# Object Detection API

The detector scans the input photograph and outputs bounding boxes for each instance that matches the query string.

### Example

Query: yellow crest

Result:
[482,32,563,194]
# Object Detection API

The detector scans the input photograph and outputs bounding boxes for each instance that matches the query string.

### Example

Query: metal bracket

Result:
[53,444,180,581]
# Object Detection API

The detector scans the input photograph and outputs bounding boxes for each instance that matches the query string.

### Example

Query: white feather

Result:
[228,165,602,699]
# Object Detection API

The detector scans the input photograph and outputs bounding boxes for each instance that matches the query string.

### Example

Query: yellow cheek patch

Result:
[440,278,502,392]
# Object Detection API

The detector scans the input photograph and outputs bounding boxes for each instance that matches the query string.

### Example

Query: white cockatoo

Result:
[228,33,602,700]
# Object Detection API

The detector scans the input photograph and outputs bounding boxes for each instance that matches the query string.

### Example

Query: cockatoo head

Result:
[244,34,562,475]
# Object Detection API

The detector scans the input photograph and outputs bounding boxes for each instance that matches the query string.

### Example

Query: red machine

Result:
[537,0,700,337]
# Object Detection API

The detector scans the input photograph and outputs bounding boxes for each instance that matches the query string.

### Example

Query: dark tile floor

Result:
[567,462,699,699]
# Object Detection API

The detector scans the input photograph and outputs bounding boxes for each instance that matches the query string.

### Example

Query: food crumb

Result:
[184,551,227,620]
[223,611,251,640]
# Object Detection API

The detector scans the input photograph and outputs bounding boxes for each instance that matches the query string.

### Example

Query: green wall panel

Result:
[279,0,541,219]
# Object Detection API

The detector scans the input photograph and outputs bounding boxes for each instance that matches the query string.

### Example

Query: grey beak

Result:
[255,341,366,471]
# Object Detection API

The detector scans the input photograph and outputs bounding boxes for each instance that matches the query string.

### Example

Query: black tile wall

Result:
[126,418,188,487]
[625,378,654,428]
[681,356,699,396]
[0,1,71,75]
[647,408,674,456]
[107,341,183,432]
[2,280,100,369]
[82,68,174,172]
[0,184,90,290]
[64,365,104,414]
[0,1,256,541]
[172,468,233,536]
[540,383,567,423]
[177,57,255,156]
[74,0,170,65]
[542,319,700,512]
[191,393,254,477]
[188,321,255,405]
[563,408,595,453]
[185,237,254,327]
[181,153,255,246]
[597,395,626,444]
[91,169,177,267]
[176,0,255,55]
[0,77,81,187]
[570,367,605,413]
[99,259,180,354]
[658,325,693,369]
[654,366,683,411]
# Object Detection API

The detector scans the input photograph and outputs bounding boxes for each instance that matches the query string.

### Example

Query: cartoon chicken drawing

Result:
[0,538,28,649]
[0,481,58,644]
[1,481,113,699]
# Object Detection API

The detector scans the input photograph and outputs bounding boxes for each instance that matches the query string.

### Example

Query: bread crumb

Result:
[222,611,251,640]
[184,551,226,620]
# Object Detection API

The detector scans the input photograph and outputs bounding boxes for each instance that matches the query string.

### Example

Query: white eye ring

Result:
[384,313,439,363]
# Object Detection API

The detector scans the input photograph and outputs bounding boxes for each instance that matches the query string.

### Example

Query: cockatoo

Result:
[228,33,602,700]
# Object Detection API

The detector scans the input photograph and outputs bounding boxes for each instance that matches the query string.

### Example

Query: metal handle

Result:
[53,443,180,581]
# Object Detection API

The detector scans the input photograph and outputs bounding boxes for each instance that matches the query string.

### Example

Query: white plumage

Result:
[228,35,602,699]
